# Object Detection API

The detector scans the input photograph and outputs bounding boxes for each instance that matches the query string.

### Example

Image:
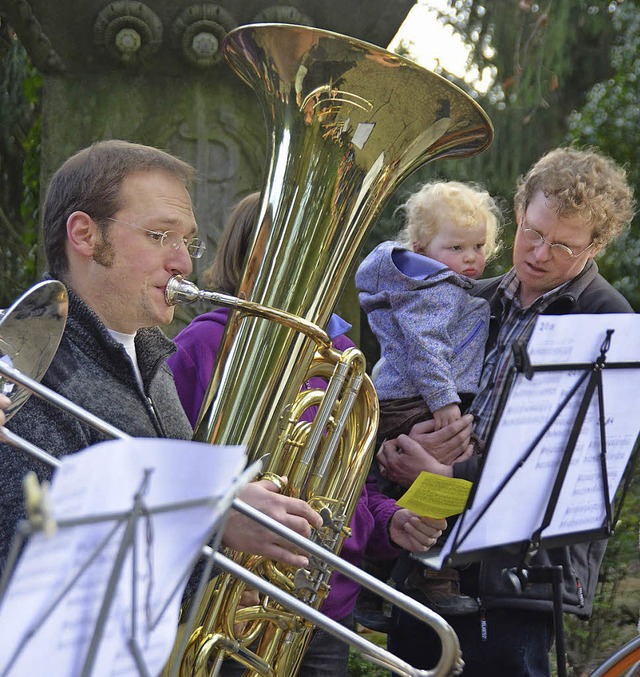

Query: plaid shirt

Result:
[469,269,567,445]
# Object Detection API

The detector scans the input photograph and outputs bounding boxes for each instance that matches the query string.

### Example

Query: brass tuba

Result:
[167,22,493,677]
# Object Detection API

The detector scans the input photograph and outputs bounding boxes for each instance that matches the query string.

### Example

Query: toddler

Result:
[355,180,503,617]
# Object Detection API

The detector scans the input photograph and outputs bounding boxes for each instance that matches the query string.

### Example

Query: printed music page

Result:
[429,313,640,568]
[0,438,246,677]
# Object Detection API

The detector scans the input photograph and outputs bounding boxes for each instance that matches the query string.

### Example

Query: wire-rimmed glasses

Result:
[106,217,206,259]
[519,221,594,260]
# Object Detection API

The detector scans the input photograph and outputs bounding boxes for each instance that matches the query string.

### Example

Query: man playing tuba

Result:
[0,139,324,574]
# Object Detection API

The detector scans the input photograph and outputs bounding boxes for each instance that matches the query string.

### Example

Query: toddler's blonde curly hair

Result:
[397,180,503,261]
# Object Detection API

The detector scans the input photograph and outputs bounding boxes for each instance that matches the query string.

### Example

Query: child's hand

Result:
[432,403,461,431]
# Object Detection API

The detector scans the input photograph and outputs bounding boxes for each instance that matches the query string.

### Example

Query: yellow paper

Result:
[396,471,472,519]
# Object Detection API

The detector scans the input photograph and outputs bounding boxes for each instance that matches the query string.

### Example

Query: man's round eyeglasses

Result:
[106,217,206,259]
[519,221,594,260]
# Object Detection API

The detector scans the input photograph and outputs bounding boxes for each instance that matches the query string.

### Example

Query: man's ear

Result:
[514,208,524,228]
[66,211,99,258]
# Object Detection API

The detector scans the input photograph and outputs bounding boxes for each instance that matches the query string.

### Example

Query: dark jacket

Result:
[454,260,633,617]
[475,259,632,355]
[0,284,193,568]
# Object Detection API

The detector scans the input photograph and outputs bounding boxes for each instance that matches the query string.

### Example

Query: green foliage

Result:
[434,1,618,196]
[0,18,41,305]
[442,0,618,100]
[564,471,640,673]
[566,0,640,309]
[20,91,41,277]
[348,650,391,677]
[348,632,390,677]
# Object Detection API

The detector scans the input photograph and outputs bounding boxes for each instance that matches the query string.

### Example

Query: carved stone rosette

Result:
[170,4,237,68]
[93,1,163,66]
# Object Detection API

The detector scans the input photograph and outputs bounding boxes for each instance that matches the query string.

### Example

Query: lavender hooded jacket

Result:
[356,241,490,411]
[168,307,401,621]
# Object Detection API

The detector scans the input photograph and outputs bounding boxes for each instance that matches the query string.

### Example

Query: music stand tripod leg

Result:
[527,565,567,677]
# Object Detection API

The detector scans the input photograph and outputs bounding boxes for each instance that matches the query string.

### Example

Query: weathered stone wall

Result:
[5,0,414,332]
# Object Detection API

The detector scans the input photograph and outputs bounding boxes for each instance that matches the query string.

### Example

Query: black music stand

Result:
[0,439,252,677]
[430,317,640,677]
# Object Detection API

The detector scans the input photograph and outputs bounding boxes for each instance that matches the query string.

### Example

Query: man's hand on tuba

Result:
[223,477,323,568]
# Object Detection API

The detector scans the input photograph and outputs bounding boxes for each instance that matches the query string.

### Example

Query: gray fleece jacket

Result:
[356,240,490,411]
[0,283,193,569]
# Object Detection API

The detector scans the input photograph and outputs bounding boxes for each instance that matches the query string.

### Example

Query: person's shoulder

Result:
[577,273,633,313]
[332,333,356,351]
[40,331,78,389]
[173,307,230,344]
[550,260,633,314]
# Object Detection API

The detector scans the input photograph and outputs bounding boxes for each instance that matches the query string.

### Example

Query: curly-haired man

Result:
[377,146,636,676]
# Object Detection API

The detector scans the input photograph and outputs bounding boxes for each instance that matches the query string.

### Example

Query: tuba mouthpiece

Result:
[165,275,200,306]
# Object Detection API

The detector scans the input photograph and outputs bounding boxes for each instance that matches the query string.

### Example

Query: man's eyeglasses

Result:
[106,217,206,259]
[519,221,594,260]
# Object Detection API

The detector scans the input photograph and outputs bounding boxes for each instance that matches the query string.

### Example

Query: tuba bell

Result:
[165,22,493,677]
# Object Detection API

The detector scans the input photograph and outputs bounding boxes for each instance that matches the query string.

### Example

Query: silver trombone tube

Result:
[0,427,61,469]
[213,547,451,677]
[227,500,463,676]
[0,360,463,676]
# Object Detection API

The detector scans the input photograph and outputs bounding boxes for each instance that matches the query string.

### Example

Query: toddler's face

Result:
[414,220,487,279]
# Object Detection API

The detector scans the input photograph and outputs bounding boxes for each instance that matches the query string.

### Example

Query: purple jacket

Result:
[168,307,401,620]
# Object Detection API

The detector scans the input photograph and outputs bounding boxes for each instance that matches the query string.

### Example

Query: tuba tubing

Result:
[0,357,463,677]
[164,276,333,351]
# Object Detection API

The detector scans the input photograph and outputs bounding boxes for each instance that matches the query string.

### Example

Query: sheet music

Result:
[0,438,246,676]
[431,313,640,567]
